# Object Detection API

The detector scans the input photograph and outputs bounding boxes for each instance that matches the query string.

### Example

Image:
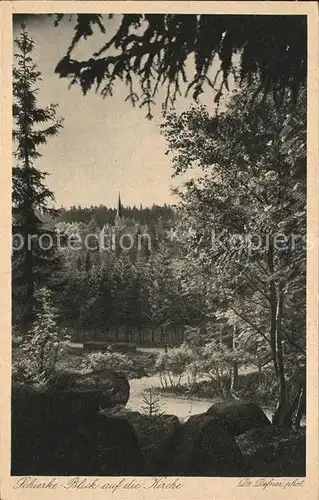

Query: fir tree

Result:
[141,389,164,417]
[54,14,306,117]
[12,24,64,335]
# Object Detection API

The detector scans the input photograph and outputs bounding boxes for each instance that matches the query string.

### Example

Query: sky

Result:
[13,14,221,210]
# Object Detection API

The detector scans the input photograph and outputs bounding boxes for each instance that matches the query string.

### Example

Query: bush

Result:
[82,351,134,375]
[155,343,197,389]
[197,341,234,398]
[12,288,69,390]
[235,367,279,409]
[131,353,156,377]
[154,341,237,397]
[153,340,281,404]
[193,380,221,399]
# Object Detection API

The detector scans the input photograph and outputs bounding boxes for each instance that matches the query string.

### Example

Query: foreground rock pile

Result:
[11,387,305,476]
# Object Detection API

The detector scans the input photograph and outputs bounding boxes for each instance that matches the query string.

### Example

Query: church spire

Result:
[115,192,124,228]
[117,192,123,218]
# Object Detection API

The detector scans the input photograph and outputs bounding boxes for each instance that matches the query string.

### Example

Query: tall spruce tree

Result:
[12,24,63,335]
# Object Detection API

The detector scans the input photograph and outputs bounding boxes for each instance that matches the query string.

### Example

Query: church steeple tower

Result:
[115,192,124,228]
[117,192,123,218]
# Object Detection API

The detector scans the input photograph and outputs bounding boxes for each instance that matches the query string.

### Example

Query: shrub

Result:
[131,353,156,377]
[12,288,69,390]
[155,343,197,388]
[81,351,134,375]
[197,341,236,398]
[185,360,201,389]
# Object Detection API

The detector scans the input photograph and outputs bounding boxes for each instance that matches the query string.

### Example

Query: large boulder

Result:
[236,426,306,477]
[11,388,102,426]
[127,412,180,474]
[51,369,130,408]
[167,413,247,476]
[100,408,180,474]
[206,401,271,436]
[96,371,130,408]
[11,391,143,476]
[55,414,144,475]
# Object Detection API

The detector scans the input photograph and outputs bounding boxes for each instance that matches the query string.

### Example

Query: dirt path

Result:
[66,343,277,421]
[128,374,277,422]
[129,374,214,419]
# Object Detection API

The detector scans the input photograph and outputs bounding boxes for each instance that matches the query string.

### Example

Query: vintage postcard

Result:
[0,2,318,500]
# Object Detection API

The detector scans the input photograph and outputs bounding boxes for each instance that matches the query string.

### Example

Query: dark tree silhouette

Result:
[12,24,64,334]
[54,14,306,117]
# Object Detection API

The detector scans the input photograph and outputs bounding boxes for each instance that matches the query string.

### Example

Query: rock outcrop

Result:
[167,413,246,476]
[49,369,130,408]
[236,426,306,476]
[11,389,142,476]
[206,401,271,436]
[100,407,180,474]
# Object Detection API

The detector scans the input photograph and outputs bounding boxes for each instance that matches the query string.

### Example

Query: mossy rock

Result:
[236,426,306,476]
[12,400,143,476]
[167,413,247,476]
[206,401,271,436]
[101,408,180,474]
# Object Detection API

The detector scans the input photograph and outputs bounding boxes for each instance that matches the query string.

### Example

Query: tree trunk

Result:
[272,287,291,427]
[76,327,80,343]
[268,238,279,374]
[268,242,291,427]
[21,169,35,339]
[219,324,223,346]
[160,326,164,345]
[276,286,286,395]
[230,322,238,390]
[258,364,263,388]
[230,363,238,391]
[161,326,168,351]
[292,380,306,430]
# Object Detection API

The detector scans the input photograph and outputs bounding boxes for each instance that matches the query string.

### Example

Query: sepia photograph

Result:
[0,3,318,491]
